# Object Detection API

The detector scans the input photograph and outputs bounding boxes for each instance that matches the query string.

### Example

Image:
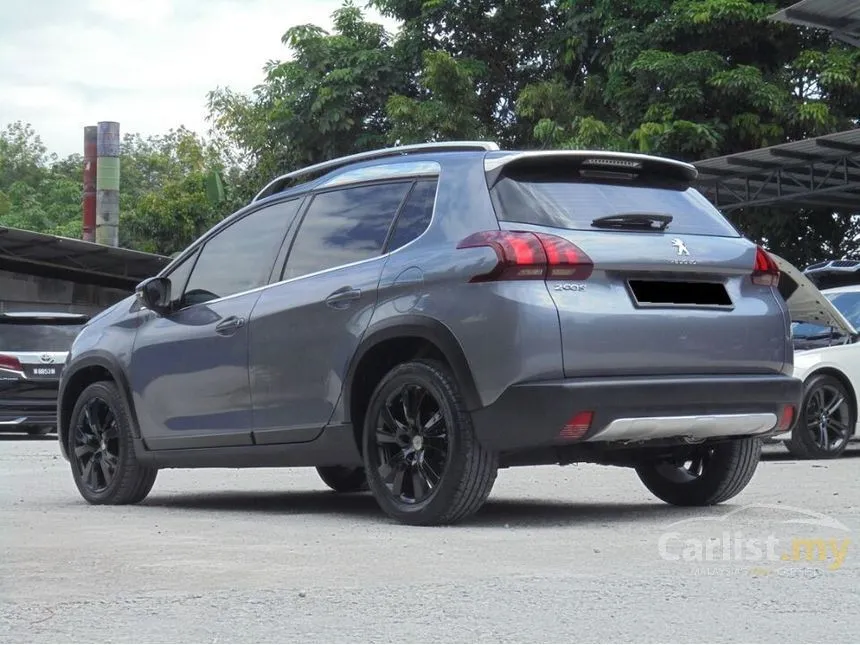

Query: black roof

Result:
[0,227,171,290]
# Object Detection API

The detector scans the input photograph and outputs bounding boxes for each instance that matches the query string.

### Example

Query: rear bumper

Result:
[471,374,803,452]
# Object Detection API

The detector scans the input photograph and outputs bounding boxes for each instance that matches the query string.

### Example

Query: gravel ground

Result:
[0,436,858,643]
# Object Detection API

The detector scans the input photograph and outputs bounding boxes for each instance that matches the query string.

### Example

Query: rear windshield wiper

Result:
[591,213,673,231]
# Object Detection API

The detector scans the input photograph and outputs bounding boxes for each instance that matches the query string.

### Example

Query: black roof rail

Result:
[251,141,500,202]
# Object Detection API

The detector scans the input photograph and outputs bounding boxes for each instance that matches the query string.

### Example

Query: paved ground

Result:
[0,436,858,643]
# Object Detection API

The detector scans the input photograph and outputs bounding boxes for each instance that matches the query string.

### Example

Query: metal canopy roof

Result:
[0,227,171,290]
[770,0,860,48]
[693,128,860,212]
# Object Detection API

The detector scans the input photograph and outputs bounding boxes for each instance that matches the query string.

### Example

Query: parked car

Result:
[0,311,89,435]
[769,255,860,459]
[56,142,802,525]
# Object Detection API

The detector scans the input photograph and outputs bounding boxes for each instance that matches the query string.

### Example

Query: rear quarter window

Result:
[490,169,739,238]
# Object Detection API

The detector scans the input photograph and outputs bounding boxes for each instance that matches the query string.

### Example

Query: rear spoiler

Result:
[483,150,698,188]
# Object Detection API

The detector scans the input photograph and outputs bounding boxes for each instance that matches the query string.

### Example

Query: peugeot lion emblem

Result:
[39,353,54,364]
[671,238,690,256]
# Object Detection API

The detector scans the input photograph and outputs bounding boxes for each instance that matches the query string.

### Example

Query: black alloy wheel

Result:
[362,360,498,526]
[374,382,450,504]
[68,381,157,505]
[73,397,120,494]
[653,447,715,484]
[636,438,761,506]
[785,374,853,459]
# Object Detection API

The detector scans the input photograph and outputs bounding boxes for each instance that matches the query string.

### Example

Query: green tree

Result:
[372,0,565,146]
[0,121,80,237]
[118,127,236,255]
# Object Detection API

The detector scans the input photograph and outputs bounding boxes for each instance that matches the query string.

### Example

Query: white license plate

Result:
[32,368,57,376]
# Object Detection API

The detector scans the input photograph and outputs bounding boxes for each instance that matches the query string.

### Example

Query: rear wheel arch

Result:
[344,316,481,454]
[60,355,139,456]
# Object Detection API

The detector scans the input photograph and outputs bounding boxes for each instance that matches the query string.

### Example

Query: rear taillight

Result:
[559,411,594,441]
[776,404,796,432]
[0,354,23,372]
[456,231,593,282]
[751,246,780,287]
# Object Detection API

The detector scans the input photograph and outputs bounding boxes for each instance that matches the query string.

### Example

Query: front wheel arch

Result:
[59,356,139,459]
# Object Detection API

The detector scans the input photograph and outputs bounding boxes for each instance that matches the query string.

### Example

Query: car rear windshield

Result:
[489,169,740,237]
[0,321,85,352]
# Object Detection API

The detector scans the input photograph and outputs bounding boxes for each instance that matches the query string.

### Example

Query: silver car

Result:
[57,142,802,525]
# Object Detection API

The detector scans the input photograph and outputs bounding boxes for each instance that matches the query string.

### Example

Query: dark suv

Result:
[57,142,802,525]
[1,311,88,435]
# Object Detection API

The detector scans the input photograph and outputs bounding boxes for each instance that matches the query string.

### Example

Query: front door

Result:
[130,292,263,450]
[129,197,303,450]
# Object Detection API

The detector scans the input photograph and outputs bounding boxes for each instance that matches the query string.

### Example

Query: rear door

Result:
[248,179,414,444]
[486,154,790,377]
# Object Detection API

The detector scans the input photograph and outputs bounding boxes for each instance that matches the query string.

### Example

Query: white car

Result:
[769,255,860,459]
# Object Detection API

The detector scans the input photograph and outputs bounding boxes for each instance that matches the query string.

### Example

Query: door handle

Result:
[325,287,362,310]
[215,315,245,336]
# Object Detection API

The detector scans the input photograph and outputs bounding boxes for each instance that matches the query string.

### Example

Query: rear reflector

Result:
[776,404,796,432]
[751,246,780,287]
[456,230,593,282]
[0,354,23,372]
[559,411,594,440]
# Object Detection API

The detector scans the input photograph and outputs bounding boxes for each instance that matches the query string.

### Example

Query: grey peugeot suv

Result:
[57,142,802,525]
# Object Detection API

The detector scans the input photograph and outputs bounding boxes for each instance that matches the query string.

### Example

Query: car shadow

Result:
[140,490,697,527]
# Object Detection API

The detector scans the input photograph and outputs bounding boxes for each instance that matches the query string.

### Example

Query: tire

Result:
[636,438,761,506]
[68,380,157,505]
[784,374,853,459]
[361,359,498,526]
[316,465,369,493]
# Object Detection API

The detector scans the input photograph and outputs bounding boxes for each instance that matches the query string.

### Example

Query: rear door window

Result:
[490,167,739,238]
[283,181,412,280]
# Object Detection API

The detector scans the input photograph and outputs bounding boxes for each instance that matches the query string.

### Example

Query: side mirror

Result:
[135,276,172,315]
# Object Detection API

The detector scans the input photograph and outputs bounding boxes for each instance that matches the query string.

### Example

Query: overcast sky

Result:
[0,0,398,158]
